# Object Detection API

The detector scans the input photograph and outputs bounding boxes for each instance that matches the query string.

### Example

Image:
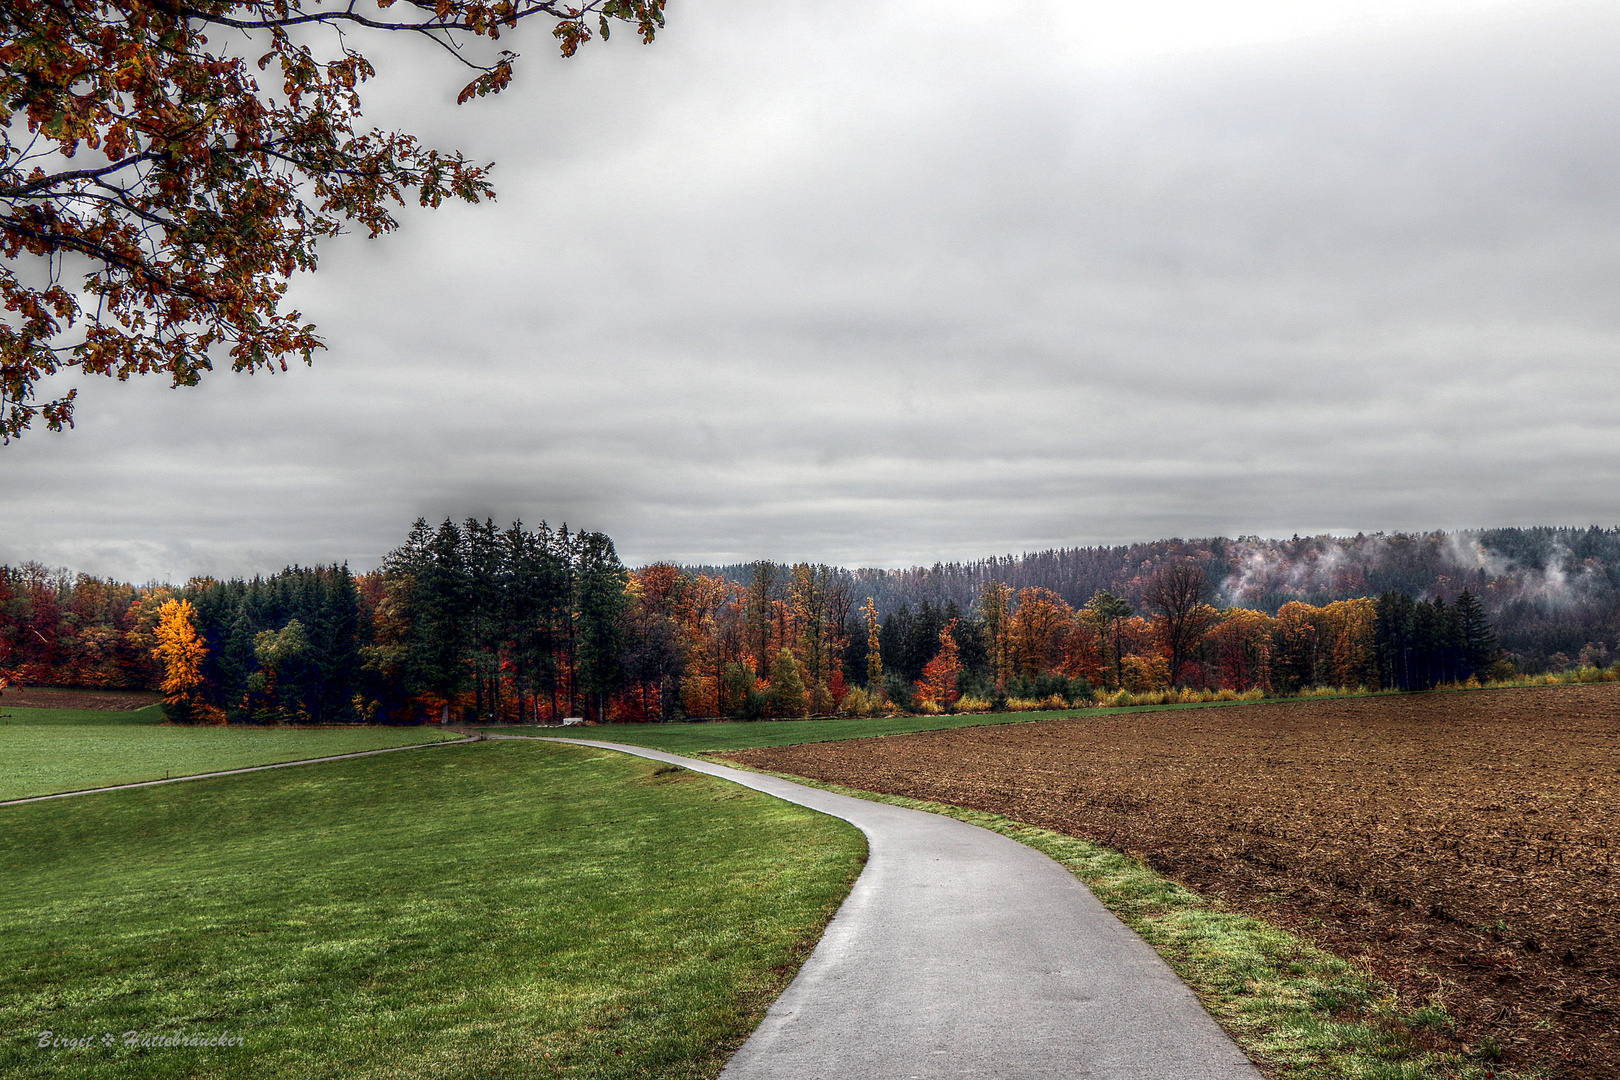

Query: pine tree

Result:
[1454,590,1498,681]
[574,531,630,722]
[1375,591,1415,690]
[1410,597,1447,689]
[389,518,472,723]
[502,522,570,723]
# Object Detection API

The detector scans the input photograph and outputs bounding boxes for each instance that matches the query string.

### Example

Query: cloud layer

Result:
[5,0,1620,580]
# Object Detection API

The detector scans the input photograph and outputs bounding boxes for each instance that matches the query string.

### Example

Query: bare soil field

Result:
[727,685,1620,1078]
[1,686,160,710]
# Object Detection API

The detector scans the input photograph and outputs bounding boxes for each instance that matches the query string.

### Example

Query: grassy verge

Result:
[500,697,1288,754]
[0,740,865,1079]
[532,678,1614,756]
[725,769,1542,1080]
[0,724,460,800]
[0,704,166,726]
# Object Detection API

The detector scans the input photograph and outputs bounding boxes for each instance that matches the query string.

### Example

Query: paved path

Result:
[0,736,478,807]
[526,736,1262,1080]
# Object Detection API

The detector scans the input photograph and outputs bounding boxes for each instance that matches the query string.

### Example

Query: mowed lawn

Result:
[0,739,865,1079]
[0,722,460,801]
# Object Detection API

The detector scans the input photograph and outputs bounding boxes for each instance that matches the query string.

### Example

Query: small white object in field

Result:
[561,717,585,726]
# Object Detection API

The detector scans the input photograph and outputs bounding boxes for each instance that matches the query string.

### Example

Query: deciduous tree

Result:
[1009,587,1072,678]
[766,647,807,718]
[916,619,961,708]
[1140,563,1214,687]
[0,0,669,439]
[1205,607,1274,692]
[863,597,883,687]
[976,581,1014,691]
[1083,590,1133,690]
[152,596,214,721]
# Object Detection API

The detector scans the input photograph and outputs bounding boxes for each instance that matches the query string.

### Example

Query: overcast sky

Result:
[5,0,1620,581]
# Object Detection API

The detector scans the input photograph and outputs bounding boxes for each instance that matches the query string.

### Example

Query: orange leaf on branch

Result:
[0,0,670,440]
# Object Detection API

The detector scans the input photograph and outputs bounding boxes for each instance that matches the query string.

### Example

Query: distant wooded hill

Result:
[687,527,1620,671]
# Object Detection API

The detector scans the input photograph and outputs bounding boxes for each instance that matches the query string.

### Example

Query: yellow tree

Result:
[977,581,1015,691]
[789,563,840,711]
[766,648,809,718]
[864,598,884,688]
[1273,602,1326,692]
[679,572,735,718]
[152,598,214,722]
[1321,598,1378,688]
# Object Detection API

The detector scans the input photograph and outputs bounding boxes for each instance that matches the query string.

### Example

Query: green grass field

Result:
[0,724,460,801]
[518,698,1274,754]
[1,704,166,726]
[0,739,865,1079]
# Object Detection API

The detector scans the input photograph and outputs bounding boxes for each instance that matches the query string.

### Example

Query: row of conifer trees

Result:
[157,519,633,724]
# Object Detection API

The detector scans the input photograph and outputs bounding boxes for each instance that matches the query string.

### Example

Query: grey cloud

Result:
[6,0,1620,581]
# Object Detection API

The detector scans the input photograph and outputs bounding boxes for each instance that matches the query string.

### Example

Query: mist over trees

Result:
[691,527,1620,674]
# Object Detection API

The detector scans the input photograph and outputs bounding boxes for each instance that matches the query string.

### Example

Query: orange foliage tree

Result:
[152,598,218,722]
[1205,608,1276,692]
[916,620,962,707]
[1059,618,1108,685]
[1010,587,1073,678]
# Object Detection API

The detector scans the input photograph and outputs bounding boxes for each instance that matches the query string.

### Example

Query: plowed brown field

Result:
[727,685,1620,1078]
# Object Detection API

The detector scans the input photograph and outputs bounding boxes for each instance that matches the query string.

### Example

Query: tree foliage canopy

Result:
[0,0,668,439]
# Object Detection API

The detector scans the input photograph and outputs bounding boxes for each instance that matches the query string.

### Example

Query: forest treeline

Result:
[0,519,1522,724]
[696,526,1620,674]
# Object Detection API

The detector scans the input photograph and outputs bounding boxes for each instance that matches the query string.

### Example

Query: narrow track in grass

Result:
[0,735,478,806]
[525,735,1261,1080]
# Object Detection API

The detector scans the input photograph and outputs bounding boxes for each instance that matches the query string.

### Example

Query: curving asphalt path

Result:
[527,736,1262,1080]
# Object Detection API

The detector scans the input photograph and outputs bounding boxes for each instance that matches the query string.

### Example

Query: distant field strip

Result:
[0,704,166,726]
[0,724,459,801]
[506,698,1278,754]
[0,739,864,1080]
